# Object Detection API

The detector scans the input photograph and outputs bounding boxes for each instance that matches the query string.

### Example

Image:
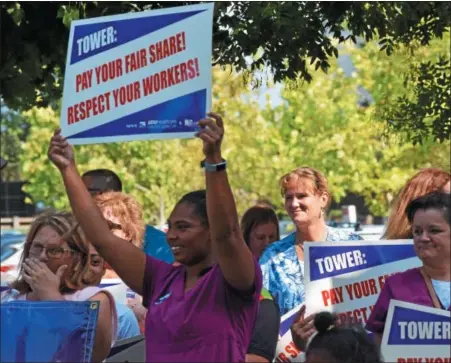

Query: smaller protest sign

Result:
[381,300,451,363]
[304,240,422,326]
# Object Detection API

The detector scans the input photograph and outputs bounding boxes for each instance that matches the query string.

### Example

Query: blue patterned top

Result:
[259,226,362,315]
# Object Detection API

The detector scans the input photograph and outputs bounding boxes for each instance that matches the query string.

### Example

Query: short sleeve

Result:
[247,299,281,361]
[366,280,394,334]
[142,255,174,308]
[224,256,263,302]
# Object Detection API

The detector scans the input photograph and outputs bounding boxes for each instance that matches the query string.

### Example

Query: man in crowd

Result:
[82,169,123,196]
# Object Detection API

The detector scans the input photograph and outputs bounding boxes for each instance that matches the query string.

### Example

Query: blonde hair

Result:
[10,211,96,294]
[384,168,450,239]
[279,167,331,208]
[94,191,145,247]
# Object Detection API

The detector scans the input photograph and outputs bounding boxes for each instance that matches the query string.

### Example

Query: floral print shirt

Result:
[259,226,362,315]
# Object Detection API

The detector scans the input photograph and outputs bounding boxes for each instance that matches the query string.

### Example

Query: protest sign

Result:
[60,3,214,145]
[304,240,422,325]
[274,305,305,363]
[0,300,99,362]
[381,300,451,363]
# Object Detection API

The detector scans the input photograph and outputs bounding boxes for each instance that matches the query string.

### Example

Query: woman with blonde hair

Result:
[260,166,362,316]
[1,210,117,362]
[94,191,145,247]
[92,191,146,334]
[94,191,145,278]
[383,168,450,239]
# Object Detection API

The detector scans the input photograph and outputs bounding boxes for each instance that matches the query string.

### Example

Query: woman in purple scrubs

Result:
[47,113,262,362]
[366,192,450,342]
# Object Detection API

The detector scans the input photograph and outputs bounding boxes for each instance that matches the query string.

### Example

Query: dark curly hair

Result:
[306,312,382,363]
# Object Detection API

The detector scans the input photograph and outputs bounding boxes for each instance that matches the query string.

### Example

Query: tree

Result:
[2,2,450,142]
[19,60,449,222]
[255,37,450,216]
[0,103,30,181]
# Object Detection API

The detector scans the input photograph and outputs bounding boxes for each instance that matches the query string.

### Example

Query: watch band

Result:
[200,159,227,172]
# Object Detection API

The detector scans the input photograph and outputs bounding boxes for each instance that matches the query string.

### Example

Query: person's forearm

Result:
[246,354,269,363]
[61,164,112,251]
[61,164,147,295]
[205,155,241,245]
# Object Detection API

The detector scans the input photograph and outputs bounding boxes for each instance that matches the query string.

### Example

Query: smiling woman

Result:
[47,112,262,362]
[366,192,451,345]
[259,167,362,317]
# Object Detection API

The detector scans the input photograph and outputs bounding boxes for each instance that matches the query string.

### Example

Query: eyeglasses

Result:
[106,219,122,231]
[29,244,75,259]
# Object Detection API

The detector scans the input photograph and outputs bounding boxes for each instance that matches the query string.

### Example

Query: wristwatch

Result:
[200,159,227,172]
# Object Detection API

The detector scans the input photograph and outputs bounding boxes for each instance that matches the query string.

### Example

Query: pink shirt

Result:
[366,267,451,334]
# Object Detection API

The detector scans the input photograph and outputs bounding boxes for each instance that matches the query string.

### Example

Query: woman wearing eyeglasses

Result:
[1,210,118,362]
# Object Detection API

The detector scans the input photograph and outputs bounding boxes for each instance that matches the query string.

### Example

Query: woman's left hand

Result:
[23,258,66,300]
[196,112,224,162]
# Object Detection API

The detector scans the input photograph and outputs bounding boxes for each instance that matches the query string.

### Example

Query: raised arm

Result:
[197,113,257,291]
[47,129,146,295]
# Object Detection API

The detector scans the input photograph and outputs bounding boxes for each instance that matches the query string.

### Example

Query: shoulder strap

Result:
[419,267,443,310]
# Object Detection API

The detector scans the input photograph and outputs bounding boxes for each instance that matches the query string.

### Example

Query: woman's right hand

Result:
[48,128,75,171]
[291,305,317,351]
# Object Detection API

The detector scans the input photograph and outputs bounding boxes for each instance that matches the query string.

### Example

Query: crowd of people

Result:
[0,113,450,363]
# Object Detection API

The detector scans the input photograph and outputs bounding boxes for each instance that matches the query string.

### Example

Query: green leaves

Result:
[57,5,80,28]
[6,2,24,25]
[12,58,450,222]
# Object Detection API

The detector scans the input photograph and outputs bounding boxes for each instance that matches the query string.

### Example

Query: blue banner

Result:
[387,305,451,346]
[71,10,205,64]
[1,301,99,362]
[309,244,416,281]
[143,225,174,264]
[68,89,206,140]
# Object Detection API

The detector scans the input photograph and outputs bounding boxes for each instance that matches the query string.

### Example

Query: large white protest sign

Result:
[381,300,451,363]
[61,3,213,145]
[304,240,422,325]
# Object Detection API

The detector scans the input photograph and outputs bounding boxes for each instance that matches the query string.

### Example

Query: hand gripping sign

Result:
[381,300,451,363]
[273,240,423,363]
[304,240,422,326]
[60,3,214,145]
[274,305,306,363]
